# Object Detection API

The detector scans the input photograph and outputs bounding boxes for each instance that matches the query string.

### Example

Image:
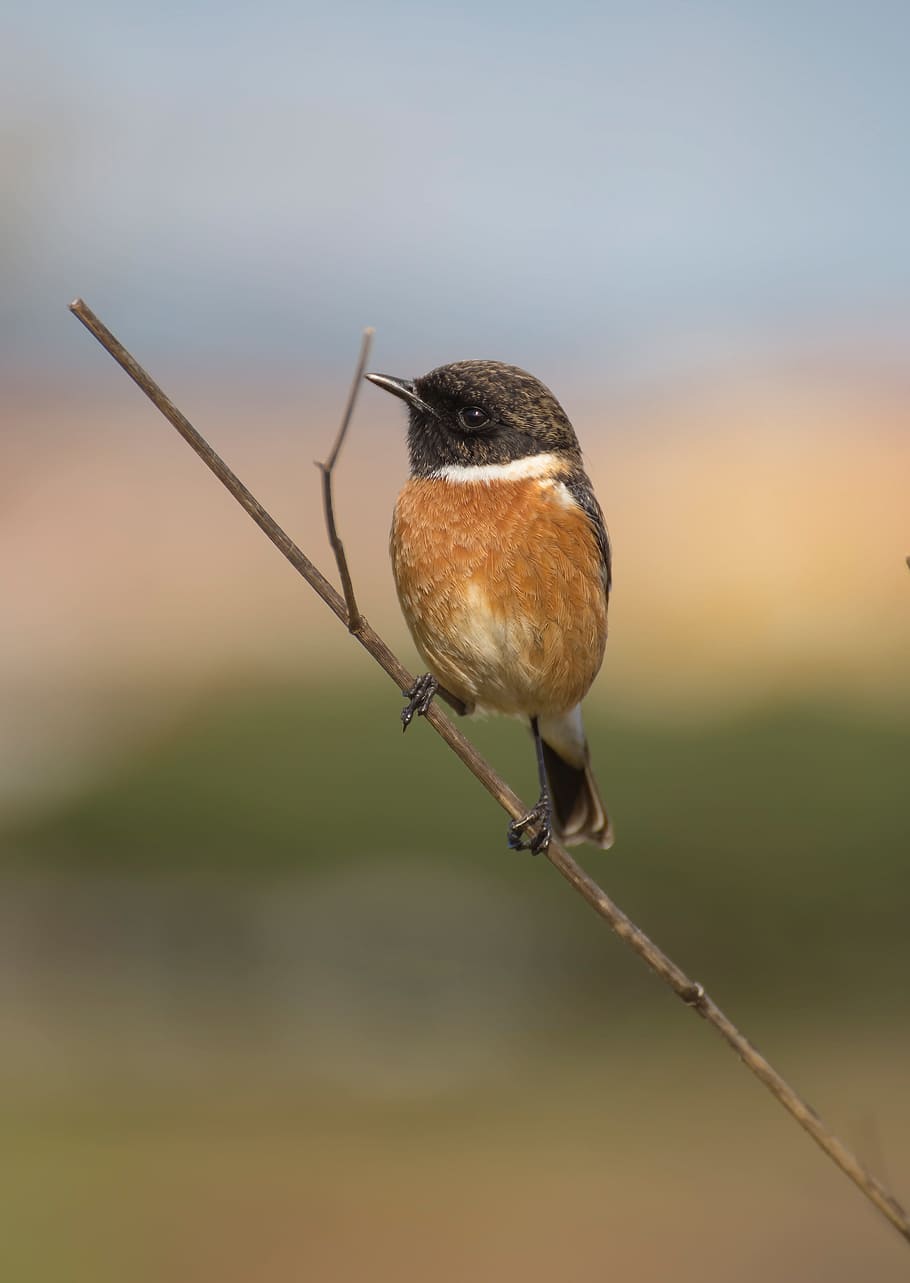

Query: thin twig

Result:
[318,327,466,717]
[68,297,910,1246]
[316,326,375,633]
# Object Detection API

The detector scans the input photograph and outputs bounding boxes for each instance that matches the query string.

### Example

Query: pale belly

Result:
[391,475,607,717]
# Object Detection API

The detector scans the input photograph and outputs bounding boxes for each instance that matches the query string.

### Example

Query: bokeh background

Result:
[3,2,909,1279]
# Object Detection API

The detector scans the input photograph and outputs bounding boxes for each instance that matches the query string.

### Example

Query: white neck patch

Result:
[431,453,559,485]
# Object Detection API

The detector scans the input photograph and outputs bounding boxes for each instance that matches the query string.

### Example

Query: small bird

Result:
[365,360,612,854]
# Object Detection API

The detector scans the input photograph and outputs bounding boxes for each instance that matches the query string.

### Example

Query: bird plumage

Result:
[367,360,613,852]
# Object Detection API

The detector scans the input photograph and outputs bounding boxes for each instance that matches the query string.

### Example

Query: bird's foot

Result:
[507,794,553,855]
[401,674,438,731]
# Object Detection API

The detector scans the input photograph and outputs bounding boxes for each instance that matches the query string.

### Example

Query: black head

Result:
[365,360,582,477]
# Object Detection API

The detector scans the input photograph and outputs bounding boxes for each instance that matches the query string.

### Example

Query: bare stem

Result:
[316,325,375,633]
[68,297,910,1247]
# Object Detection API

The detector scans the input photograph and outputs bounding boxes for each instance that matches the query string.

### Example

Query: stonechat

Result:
[366,360,612,854]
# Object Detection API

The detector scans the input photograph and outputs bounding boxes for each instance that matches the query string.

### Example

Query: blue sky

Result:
[4,0,909,378]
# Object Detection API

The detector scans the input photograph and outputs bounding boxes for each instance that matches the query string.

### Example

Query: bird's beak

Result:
[365,373,435,416]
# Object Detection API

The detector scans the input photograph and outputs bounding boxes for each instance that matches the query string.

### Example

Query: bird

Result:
[365,360,612,855]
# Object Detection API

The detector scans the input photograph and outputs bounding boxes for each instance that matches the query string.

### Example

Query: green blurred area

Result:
[4,681,908,1016]
[2,683,909,1282]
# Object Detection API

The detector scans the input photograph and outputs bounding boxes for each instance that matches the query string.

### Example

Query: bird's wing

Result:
[562,469,611,597]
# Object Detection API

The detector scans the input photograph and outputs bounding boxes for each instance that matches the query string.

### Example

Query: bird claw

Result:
[401,674,438,731]
[507,796,552,855]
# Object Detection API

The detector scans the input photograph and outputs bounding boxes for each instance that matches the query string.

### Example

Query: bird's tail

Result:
[538,707,613,849]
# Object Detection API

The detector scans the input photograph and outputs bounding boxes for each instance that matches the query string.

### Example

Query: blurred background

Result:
[2,1,909,1279]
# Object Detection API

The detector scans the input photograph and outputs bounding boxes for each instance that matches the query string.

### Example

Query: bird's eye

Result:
[458,406,490,430]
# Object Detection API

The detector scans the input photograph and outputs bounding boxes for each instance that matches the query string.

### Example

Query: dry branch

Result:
[69,297,910,1246]
[316,325,374,633]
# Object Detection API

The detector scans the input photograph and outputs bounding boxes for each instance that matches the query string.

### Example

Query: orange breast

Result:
[390,474,608,716]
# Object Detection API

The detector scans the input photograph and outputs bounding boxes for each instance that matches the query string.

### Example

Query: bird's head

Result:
[365,360,581,477]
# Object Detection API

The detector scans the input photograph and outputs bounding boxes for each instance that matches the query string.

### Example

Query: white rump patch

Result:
[538,705,587,768]
[433,453,560,484]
